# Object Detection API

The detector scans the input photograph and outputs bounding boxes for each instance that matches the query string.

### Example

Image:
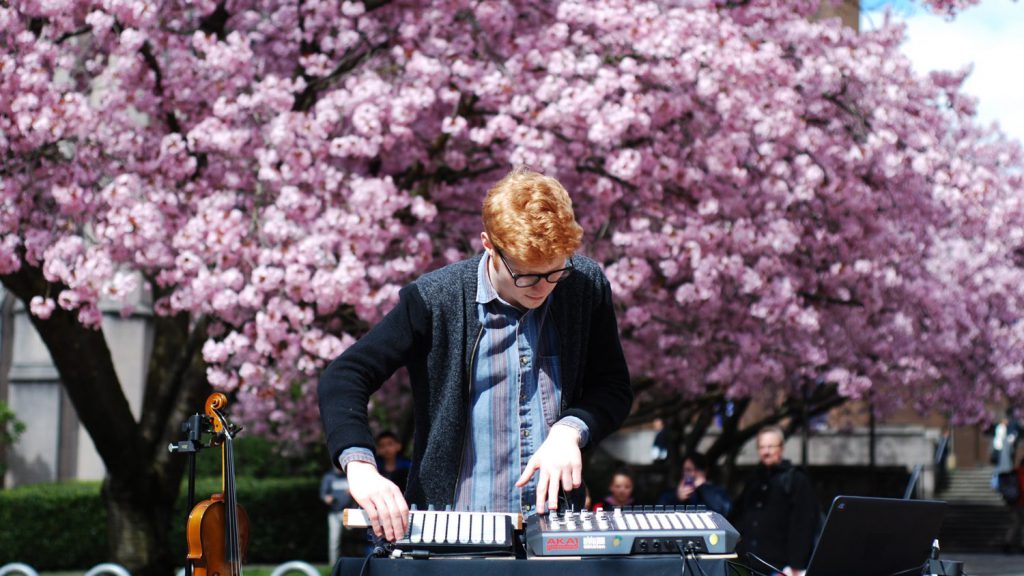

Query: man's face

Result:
[757,431,784,467]
[482,234,570,310]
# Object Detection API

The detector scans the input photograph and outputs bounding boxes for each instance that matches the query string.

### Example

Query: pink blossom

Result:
[29,296,56,319]
[0,0,1018,453]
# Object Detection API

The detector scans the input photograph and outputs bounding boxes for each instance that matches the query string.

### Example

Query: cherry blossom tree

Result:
[2,0,1021,573]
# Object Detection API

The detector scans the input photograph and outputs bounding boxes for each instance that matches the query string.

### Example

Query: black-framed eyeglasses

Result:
[494,247,574,288]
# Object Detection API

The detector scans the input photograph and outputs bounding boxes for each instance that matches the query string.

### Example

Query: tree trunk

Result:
[103,472,176,576]
[2,264,210,576]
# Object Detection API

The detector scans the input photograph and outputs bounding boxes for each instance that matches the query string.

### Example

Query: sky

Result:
[860,0,1024,145]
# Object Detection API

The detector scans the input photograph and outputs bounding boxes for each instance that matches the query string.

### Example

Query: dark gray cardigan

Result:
[318,253,632,508]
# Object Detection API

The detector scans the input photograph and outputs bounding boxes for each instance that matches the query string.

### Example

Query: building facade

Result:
[1,290,151,487]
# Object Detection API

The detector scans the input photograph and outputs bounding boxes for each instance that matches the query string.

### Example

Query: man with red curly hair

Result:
[319,167,632,542]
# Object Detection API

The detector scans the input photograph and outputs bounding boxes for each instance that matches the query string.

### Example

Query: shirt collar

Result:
[476,252,499,305]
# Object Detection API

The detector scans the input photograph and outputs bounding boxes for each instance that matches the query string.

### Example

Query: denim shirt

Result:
[452,254,565,513]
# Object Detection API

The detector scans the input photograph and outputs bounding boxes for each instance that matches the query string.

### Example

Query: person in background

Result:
[599,468,635,510]
[657,452,732,516]
[934,428,952,493]
[651,418,669,461]
[374,430,411,491]
[319,463,352,567]
[992,411,1020,489]
[731,426,820,576]
[1002,455,1024,554]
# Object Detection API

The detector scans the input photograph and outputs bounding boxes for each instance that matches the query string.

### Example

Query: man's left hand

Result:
[515,424,582,514]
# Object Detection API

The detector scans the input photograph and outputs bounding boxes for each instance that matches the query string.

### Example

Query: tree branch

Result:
[138,310,211,464]
[293,37,391,112]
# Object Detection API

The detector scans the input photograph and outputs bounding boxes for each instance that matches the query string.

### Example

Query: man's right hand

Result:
[676,482,695,502]
[346,460,409,541]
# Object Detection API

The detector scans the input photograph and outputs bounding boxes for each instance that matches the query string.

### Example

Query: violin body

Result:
[186,494,250,576]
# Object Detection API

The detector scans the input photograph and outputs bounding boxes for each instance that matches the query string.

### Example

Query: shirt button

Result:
[521,429,530,438]
[520,355,529,366]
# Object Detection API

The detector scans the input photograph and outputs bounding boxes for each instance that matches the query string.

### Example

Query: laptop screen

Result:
[805,496,946,576]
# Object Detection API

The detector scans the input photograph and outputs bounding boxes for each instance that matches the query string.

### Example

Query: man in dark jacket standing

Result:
[732,426,820,576]
[318,167,633,542]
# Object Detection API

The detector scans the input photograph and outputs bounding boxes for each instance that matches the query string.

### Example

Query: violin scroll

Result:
[204,393,229,434]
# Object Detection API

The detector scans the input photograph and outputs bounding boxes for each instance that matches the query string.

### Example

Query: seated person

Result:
[597,468,635,510]
[657,452,731,516]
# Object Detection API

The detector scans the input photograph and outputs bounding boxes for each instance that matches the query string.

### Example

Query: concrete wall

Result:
[2,290,152,487]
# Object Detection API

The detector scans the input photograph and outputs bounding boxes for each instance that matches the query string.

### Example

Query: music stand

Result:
[803,495,946,576]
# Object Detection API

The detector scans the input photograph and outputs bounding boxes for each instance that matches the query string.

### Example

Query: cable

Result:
[358,547,376,576]
[886,561,928,576]
[747,551,786,575]
[370,533,394,558]
[726,560,769,576]
[686,547,711,576]
[359,531,414,576]
[675,539,688,576]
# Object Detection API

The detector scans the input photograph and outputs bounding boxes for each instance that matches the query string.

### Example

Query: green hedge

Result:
[0,481,108,568]
[0,477,328,569]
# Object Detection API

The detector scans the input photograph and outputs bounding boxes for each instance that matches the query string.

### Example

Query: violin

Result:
[186,393,250,576]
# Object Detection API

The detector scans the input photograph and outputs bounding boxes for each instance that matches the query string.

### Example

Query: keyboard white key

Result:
[458,512,472,543]
[434,513,448,543]
[636,514,650,530]
[495,516,507,543]
[422,512,437,543]
[470,513,483,543]
[625,514,639,530]
[409,512,424,543]
[483,514,495,544]
[445,512,460,543]
[678,512,695,530]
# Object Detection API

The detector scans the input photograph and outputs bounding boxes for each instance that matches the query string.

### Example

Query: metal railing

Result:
[2,561,323,576]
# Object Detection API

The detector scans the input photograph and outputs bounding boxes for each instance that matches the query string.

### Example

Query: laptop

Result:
[804,495,946,576]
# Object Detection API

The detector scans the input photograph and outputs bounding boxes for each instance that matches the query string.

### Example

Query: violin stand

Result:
[169,412,214,576]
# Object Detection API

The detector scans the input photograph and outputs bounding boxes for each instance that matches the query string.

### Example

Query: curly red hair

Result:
[482,167,583,264]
